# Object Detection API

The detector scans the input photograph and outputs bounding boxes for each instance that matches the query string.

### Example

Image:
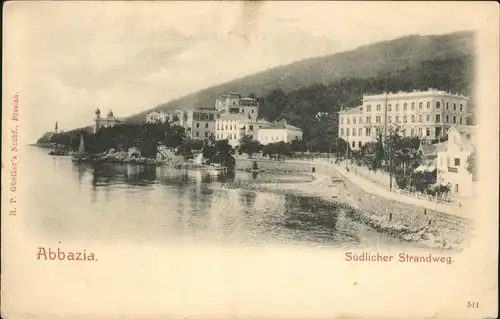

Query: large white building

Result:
[145,110,185,125]
[94,108,127,133]
[339,88,470,149]
[215,93,259,121]
[436,125,477,198]
[257,120,303,145]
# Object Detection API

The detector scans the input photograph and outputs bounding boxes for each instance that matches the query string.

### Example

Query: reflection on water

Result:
[23,146,412,248]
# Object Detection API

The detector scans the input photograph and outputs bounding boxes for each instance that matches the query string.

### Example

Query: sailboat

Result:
[72,134,87,162]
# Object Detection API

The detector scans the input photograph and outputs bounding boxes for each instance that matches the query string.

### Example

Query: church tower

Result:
[94,107,101,133]
[54,121,58,134]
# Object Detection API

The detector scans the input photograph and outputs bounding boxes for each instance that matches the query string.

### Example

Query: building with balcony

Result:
[214,114,269,147]
[215,92,259,121]
[338,88,470,149]
[436,125,477,198]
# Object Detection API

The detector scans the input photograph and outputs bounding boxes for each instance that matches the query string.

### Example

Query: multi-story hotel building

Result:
[338,88,469,149]
[185,109,220,139]
[215,93,259,121]
[145,110,185,125]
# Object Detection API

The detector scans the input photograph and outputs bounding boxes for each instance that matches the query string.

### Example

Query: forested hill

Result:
[126,31,474,123]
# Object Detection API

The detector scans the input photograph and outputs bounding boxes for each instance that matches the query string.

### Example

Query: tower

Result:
[54,121,58,134]
[94,107,101,133]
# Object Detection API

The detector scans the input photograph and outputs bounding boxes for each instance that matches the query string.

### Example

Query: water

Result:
[23,146,412,248]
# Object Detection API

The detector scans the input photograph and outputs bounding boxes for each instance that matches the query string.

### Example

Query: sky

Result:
[3,1,491,143]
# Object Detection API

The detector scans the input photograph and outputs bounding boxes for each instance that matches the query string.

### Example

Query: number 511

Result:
[467,301,479,308]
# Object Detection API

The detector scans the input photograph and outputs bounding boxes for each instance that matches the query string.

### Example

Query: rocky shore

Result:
[222,160,472,250]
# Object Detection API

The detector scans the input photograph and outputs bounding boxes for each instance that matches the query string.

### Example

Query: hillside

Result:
[126,31,474,123]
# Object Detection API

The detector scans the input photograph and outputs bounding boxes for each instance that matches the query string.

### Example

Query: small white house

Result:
[436,125,477,198]
[257,120,303,145]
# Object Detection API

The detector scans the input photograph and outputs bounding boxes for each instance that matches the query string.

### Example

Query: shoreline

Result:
[225,159,472,250]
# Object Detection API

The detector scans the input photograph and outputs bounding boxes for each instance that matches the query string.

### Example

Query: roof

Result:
[239,97,257,101]
[259,122,302,131]
[339,106,363,114]
[447,125,477,142]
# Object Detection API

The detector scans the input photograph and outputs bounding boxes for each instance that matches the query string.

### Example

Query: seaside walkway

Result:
[286,159,472,218]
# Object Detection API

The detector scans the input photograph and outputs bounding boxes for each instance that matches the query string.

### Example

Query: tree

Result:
[466,152,476,179]
[373,134,385,170]
[238,135,262,157]
[214,140,235,169]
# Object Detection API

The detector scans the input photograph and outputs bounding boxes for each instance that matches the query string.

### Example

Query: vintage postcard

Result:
[2,1,499,318]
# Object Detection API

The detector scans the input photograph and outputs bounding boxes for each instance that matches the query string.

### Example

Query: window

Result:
[340,128,344,136]
[427,102,430,109]
[453,103,457,111]
[346,128,350,136]
[402,129,406,137]
[403,103,408,111]
[205,132,208,137]
[396,116,400,123]
[366,105,372,112]
[366,127,371,136]
[419,102,423,109]
[252,110,254,113]
[341,118,344,124]
[460,104,463,111]
[388,116,392,123]
[217,124,220,130]
[454,158,460,166]
[366,116,371,124]
[359,117,363,124]
[388,104,392,111]
[426,114,430,122]
[225,124,228,130]
[352,141,356,147]
[411,129,415,137]
[376,116,381,123]
[418,127,422,136]
[358,141,362,148]
[358,128,362,136]
[196,123,200,128]
[426,128,431,137]
[396,103,399,111]
[249,125,254,130]
[437,101,441,109]
[446,102,449,110]
[347,118,350,125]
[435,114,441,123]
[403,116,407,123]
[445,115,449,123]
[205,123,208,128]
[453,116,456,124]
[352,129,356,136]
[195,132,199,137]
[418,115,423,123]
[411,115,415,123]
[411,102,415,110]
[459,117,463,124]
[353,117,356,124]
[376,104,381,111]
[455,184,459,193]
[376,127,381,135]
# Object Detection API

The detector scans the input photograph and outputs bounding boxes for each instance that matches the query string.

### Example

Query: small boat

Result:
[72,134,89,162]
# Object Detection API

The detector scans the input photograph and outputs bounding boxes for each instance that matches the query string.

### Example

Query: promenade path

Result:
[286,159,472,218]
